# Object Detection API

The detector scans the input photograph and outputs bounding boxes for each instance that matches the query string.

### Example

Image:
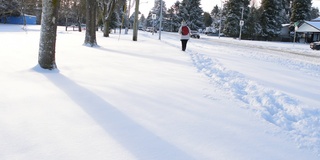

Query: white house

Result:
[295,18,320,43]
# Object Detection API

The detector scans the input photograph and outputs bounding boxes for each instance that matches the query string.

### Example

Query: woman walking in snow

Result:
[178,21,191,51]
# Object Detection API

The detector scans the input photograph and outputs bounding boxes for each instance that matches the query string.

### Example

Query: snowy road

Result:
[142,31,320,155]
[187,35,320,107]
[144,31,320,108]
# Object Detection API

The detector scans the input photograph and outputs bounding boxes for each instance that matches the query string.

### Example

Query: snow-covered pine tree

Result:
[38,0,60,70]
[223,0,250,37]
[211,5,219,18]
[150,0,167,30]
[203,12,212,27]
[310,7,320,20]
[139,14,147,30]
[165,7,176,32]
[210,5,222,31]
[260,0,283,40]
[178,0,203,30]
[245,5,262,39]
[290,0,312,22]
[146,11,154,28]
[129,12,136,28]
[282,0,292,23]
[163,1,181,32]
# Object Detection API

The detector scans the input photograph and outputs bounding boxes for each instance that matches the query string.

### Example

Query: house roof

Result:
[282,24,290,27]
[296,21,320,32]
[311,17,320,22]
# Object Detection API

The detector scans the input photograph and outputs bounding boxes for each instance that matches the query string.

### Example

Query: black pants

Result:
[181,39,188,51]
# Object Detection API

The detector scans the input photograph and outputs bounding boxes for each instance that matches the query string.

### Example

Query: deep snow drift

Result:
[1,24,319,160]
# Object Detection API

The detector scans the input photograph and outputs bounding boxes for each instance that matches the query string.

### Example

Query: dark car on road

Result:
[190,30,200,39]
[310,41,320,50]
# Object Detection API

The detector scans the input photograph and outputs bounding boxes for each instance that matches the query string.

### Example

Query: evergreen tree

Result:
[310,7,320,20]
[163,6,179,32]
[150,0,167,30]
[277,0,290,24]
[211,4,224,32]
[169,1,181,32]
[290,0,312,22]
[203,12,212,27]
[129,12,136,28]
[139,14,146,29]
[146,11,154,28]
[211,5,219,18]
[178,0,203,30]
[165,6,176,31]
[282,0,292,23]
[161,1,181,32]
[223,0,250,37]
[260,0,283,40]
[245,5,262,39]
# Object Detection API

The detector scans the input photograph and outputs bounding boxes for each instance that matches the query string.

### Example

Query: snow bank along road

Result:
[143,31,320,156]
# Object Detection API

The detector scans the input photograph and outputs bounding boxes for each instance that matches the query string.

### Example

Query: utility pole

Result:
[218,0,223,39]
[239,7,244,40]
[159,0,162,40]
[125,0,131,34]
[133,0,140,41]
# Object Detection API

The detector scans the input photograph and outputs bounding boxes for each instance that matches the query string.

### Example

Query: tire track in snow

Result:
[200,37,320,59]
[190,40,320,78]
[188,51,320,156]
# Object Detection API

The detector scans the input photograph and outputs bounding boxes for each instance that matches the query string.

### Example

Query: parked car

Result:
[310,41,320,50]
[190,30,200,39]
[146,27,157,33]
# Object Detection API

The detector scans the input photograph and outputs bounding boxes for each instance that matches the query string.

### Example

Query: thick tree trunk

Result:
[38,0,60,70]
[84,0,97,47]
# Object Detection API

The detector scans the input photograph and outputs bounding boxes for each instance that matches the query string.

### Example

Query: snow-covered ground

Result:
[1,24,319,160]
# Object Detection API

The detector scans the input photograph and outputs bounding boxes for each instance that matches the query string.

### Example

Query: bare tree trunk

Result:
[103,0,117,37]
[38,0,60,70]
[21,0,26,26]
[84,0,97,47]
[103,19,109,37]
[98,2,107,36]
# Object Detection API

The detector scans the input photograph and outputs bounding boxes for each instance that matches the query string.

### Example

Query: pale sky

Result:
[137,0,215,16]
[313,0,320,8]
